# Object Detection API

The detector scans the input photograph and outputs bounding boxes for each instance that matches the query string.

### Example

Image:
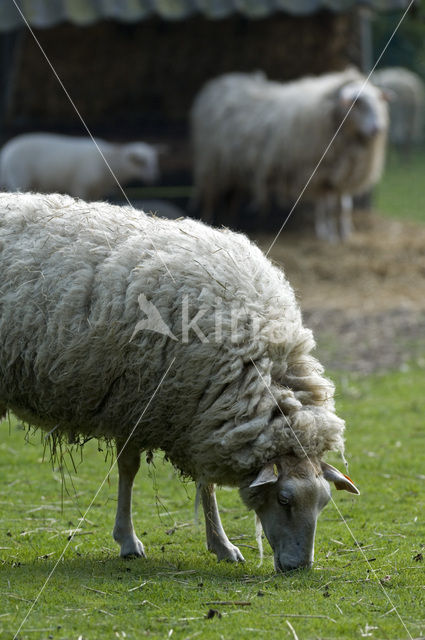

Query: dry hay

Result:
[253,212,425,372]
[254,212,425,313]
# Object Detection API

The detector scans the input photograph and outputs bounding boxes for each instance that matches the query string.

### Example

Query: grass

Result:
[1,366,424,640]
[375,147,425,223]
[2,145,425,640]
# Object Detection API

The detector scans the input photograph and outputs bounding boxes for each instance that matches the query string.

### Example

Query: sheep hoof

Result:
[213,543,245,563]
[119,537,146,559]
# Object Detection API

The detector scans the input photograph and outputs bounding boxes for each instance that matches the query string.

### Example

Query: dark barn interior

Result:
[0,0,409,227]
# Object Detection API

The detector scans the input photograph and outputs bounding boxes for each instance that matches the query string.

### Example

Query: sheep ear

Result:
[339,84,358,108]
[249,462,279,488]
[380,88,395,103]
[321,462,360,495]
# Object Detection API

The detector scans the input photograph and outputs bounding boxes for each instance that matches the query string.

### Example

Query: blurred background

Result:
[0,0,424,374]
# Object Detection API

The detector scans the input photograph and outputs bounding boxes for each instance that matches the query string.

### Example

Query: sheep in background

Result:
[0,133,162,201]
[372,67,425,153]
[0,192,358,571]
[191,69,389,241]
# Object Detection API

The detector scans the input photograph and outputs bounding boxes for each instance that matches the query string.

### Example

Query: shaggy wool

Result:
[0,192,344,485]
[191,68,388,215]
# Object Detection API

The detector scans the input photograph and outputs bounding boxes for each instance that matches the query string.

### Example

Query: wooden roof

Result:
[0,0,413,31]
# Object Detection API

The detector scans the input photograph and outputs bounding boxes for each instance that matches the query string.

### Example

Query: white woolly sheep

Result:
[372,67,425,152]
[191,69,388,241]
[0,192,359,571]
[0,133,161,200]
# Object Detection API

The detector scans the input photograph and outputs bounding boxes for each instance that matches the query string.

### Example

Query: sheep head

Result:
[337,80,389,139]
[123,142,161,184]
[239,455,359,572]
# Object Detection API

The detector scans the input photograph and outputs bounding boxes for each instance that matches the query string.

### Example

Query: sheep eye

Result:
[278,494,290,506]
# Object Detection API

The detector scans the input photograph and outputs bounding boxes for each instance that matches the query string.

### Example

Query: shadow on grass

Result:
[2,552,316,592]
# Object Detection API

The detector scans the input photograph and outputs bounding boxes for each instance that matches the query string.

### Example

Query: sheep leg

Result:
[314,199,331,241]
[339,195,353,240]
[200,483,245,562]
[326,195,340,243]
[113,441,146,558]
[315,196,339,243]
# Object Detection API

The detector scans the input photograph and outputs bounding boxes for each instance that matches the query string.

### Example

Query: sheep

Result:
[191,68,389,242]
[372,67,425,153]
[0,191,359,571]
[0,133,161,201]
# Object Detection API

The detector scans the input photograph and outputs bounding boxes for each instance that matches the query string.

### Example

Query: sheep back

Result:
[0,192,344,485]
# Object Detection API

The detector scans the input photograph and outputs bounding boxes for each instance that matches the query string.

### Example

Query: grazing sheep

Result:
[0,133,161,200]
[0,192,359,571]
[191,69,389,241]
[372,67,425,152]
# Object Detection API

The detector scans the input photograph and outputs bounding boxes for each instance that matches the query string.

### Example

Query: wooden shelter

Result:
[0,1,410,135]
[0,0,412,220]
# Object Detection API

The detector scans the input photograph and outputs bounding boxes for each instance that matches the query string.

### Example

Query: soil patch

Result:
[253,213,425,373]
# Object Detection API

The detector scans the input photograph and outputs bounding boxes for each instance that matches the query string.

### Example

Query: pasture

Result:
[376,149,425,223]
[1,151,425,640]
[0,369,424,640]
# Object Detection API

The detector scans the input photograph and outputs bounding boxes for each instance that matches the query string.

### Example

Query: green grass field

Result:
[1,147,425,640]
[375,148,425,223]
[1,367,424,640]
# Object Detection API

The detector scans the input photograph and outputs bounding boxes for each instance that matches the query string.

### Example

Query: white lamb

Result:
[0,192,358,571]
[0,133,161,200]
[191,69,389,241]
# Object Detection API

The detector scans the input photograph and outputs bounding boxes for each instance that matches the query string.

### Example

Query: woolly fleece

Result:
[0,192,344,485]
[191,68,388,213]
